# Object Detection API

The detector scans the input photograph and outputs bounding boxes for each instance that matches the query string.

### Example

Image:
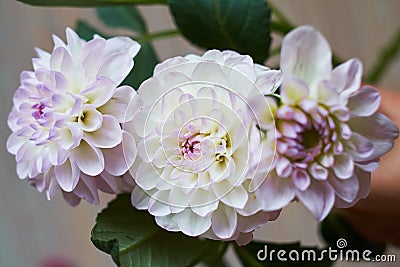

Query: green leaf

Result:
[16,0,167,7]
[234,241,333,267]
[320,212,386,257]
[91,194,223,267]
[97,6,147,34]
[168,0,272,64]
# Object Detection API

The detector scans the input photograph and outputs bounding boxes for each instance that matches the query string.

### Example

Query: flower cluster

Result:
[7,26,398,244]
[7,28,140,205]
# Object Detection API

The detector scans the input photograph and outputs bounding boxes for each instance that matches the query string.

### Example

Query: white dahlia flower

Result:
[127,50,282,245]
[255,26,399,221]
[7,28,140,205]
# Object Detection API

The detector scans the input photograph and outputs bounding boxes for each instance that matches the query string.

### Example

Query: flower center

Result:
[182,133,203,161]
[301,128,321,149]
[32,103,46,121]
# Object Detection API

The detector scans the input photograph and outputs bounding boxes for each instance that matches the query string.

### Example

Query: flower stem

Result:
[365,28,400,84]
[142,29,181,42]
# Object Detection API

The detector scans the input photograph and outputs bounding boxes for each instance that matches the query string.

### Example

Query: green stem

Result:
[365,28,400,84]
[143,29,180,41]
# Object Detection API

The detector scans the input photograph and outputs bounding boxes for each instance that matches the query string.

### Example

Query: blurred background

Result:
[0,0,399,266]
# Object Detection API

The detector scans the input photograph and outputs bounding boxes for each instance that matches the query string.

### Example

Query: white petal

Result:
[81,77,116,107]
[328,173,358,203]
[211,205,237,239]
[96,171,120,194]
[348,86,380,117]
[168,186,190,209]
[280,77,309,105]
[191,61,228,87]
[257,174,295,211]
[71,174,100,205]
[220,185,248,209]
[97,53,133,85]
[55,159,80,192]
[292,169,311,191]
[66,27,84,59]
[131,186,150,210]
[80,38,106,79]
[281,25,332,86]
[315,80,339,106]
[98,86,139,122]
[84,115,122,148]
[176,209,211,236]
[350,113,398,159]
[155,214,180,232]
[105,36,140,58]
[190,189,219,217]
[78,105,103,132]
[148,190,171,216]
[103,131,136,176]
[72,140,104,176]
[135,162,159,190]
[296,181,334,221]
[333,153,354,179]
[332,58,362,96]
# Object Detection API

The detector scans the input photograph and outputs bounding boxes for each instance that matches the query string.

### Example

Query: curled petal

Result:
[84,115,122,149]
[296,181,335,221]
[72,140,104,176]
[348,86,380,117]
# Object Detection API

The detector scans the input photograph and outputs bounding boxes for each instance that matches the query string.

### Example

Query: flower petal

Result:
[97,53,133,85]
[103,131,136,176]
[296,181,334,221]
[98,86,139,122]
[176,209,211,236]
[72,140,104,176]
[81,77,116,107]
[332,58,362,96]
[78,105,103,132]
[55,159,80,192]
[280,77,309,105]
[135,162,159,190]
[348,85,380,117]
[211,205,237,239]
[333,153,354,179]
[281,25,332,86]
[84,115,122,148]
[328,173,358,203]
[257,174,295,211]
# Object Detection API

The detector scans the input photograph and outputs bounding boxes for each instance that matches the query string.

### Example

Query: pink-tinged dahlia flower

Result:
[7,28,140,205]
[127,50,282,245]
[255,26,399,221]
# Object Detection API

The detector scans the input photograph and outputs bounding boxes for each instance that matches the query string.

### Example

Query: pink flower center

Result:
[277,105,335,167]
[32,103,46,121]
[182,133,202,161]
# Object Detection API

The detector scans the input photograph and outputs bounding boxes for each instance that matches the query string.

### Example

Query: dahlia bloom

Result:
[7,28,140,205]
[255,26,399,221]
[128,50,282,244]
